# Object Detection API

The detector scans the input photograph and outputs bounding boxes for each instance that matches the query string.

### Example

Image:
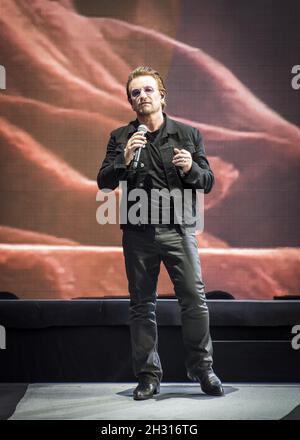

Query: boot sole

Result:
[201,385,224,396]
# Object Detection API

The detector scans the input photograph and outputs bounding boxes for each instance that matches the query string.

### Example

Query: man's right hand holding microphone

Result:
[124,125,148,167]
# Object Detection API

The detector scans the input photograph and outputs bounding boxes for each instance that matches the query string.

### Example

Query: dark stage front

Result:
[0,299,299,383]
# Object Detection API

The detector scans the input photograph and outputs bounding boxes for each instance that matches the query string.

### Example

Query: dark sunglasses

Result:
[130,85,156,98]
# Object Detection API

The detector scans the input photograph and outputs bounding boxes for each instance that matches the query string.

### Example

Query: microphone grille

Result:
[137,124,148,134]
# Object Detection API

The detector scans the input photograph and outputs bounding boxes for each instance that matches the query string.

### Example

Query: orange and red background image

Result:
[0,0,299,299]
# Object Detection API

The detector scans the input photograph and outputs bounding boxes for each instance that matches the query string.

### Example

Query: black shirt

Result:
[142,117,175,225]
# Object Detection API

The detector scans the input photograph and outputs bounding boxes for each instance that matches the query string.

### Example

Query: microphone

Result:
[132,124,148,169]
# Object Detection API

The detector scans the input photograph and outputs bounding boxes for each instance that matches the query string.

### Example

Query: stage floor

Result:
[3,383,300,420]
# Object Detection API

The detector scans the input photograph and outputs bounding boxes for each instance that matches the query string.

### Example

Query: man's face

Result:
[128,75,164,116]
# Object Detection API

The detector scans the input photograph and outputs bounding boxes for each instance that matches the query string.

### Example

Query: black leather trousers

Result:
[122,225,213,384]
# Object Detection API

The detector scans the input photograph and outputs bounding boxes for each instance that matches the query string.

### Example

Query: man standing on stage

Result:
[97,66,224,400]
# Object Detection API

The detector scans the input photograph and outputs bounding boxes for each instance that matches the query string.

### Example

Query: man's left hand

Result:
[172,148,192,174]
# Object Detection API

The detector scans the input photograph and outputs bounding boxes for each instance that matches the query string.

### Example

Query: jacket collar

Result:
[164,113,178,135]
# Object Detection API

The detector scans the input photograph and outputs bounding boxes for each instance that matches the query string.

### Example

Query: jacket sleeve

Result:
[181,128,215,193]
[97,133,131,191]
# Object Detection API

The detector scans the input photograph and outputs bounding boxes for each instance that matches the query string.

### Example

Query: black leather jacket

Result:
[97,114,214,233]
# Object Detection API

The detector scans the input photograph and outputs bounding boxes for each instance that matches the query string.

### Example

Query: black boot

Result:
[133,377,160,400]
[190,369,224,396]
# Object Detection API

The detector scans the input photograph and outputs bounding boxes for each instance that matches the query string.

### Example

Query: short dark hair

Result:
[126,66,167,109]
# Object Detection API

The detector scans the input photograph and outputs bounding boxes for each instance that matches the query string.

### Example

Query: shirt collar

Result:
[128,113,178,136]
